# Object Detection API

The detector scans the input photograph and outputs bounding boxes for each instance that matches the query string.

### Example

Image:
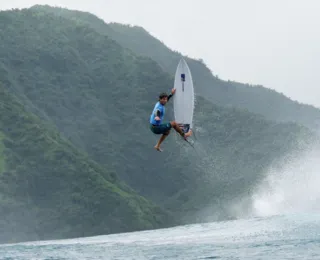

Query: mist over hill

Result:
[0,5,317,243]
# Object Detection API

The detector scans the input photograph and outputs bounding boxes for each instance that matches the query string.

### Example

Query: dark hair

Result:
[159,92,168,100]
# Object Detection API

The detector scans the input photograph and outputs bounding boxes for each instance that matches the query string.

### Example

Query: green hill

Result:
[37,4,320,130]
[0,6,317,243]
[0,85,172,244]
[105,23,320,130]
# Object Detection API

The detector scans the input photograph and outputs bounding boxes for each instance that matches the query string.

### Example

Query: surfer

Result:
[149,88,192,151]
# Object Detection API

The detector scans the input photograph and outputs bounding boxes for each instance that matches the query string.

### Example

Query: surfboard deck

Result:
[173,58,195,132]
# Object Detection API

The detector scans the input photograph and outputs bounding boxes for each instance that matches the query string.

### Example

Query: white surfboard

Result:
[173,58,194,133]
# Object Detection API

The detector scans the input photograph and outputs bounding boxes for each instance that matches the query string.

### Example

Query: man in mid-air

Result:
[149,88,192,151]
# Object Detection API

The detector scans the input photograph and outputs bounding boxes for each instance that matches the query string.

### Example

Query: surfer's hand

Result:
[155,116,160,121]
[171,88,176,95]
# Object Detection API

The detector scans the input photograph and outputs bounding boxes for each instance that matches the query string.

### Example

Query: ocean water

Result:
[2,129,320,259]
[1,213,320,260]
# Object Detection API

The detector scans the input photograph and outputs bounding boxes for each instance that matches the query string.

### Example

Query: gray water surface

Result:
[1,213,320,259]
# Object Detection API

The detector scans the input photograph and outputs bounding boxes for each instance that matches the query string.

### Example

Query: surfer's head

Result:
[159,93,168,105]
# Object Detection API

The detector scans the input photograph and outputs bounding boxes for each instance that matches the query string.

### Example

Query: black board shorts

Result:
[150,122,172,135]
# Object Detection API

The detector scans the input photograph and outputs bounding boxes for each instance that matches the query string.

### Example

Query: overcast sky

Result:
[1,0,320,107]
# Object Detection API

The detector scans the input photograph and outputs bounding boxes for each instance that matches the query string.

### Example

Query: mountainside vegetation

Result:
[40,5,320,131]
[0,6,317,243]
[0,85,172,244]
[105,22,320,130]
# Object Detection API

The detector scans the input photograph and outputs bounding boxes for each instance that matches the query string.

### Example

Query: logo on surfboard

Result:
[181,73,185,91]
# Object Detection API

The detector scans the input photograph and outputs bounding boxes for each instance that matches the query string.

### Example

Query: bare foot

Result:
[184,130,193,138]
[154,146,163,152]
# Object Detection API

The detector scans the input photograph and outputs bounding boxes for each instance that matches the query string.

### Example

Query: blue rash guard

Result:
[150,101,165,125]
[149,94,173,135]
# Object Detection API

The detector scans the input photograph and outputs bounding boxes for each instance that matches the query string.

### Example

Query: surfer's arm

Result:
[155,110,161,117]
[167,88,176,101]
[154,109,161,121]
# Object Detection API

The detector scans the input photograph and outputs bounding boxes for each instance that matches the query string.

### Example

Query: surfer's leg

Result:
[170,121,184,135]
[154,131,170,152]
[171,121,192,138]
[152,123,172,151]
